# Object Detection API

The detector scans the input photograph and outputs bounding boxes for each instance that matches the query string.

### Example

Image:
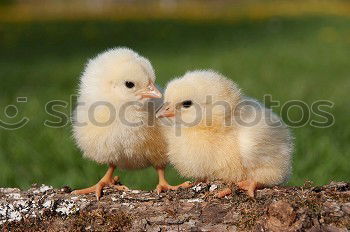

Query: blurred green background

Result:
[0,0,349,190]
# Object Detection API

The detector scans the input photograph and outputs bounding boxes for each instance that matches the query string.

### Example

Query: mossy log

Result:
[1,181,349,231]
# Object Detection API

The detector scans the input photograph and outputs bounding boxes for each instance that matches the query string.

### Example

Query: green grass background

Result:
[0,16,349,190]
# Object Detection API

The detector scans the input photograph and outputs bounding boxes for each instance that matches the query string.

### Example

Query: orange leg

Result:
[155,168,192,194]
[71,164,129,200]
[236,180,260,198]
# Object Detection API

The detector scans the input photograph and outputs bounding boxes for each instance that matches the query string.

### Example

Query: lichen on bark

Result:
[0,181,349,231]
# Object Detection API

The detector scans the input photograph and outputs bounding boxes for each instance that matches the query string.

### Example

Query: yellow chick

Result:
[72,47,183,199]
[157,70,293,197]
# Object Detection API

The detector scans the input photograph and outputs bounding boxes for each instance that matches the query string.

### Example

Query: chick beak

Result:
[140,82,162,99]
[156,105,175,118]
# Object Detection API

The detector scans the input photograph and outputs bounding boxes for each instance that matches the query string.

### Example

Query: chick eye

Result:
[125,81,135,89]
[182,100,192,108]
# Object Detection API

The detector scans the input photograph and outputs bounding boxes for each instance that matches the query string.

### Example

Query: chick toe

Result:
[112,184,129,192]
[236,180,260,198]
[215,187,232,198]
[156,181,192,194]
[155,184,175,194]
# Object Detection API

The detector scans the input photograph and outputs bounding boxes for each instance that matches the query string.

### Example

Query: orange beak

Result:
[156,104,175,118]
[139,82,162,99]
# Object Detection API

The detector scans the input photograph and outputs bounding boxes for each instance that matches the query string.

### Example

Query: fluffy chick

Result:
[72,47,182,199]
[157,70,293,197]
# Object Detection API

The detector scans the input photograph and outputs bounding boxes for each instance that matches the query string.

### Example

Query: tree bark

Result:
[1,181,349,231]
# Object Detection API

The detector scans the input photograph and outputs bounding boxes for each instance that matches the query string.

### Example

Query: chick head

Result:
[158,70,241,128]
[80,47,161,105]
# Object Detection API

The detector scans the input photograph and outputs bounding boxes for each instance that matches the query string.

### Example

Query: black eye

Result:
[125,81,135,89]
[182,100,192,108]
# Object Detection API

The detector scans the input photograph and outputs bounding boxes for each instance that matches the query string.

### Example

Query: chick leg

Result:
[72,164,128,200]
[236,180,260,198]
[155,168,192,194]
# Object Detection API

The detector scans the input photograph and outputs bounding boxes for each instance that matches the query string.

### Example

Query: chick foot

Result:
[72,165,128,200]
[155,168,192,194]
[214,187,232,198]
[236,180,260,198]
[157,178,208,194]
[156,181,192,194]
[112,184,129,192]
